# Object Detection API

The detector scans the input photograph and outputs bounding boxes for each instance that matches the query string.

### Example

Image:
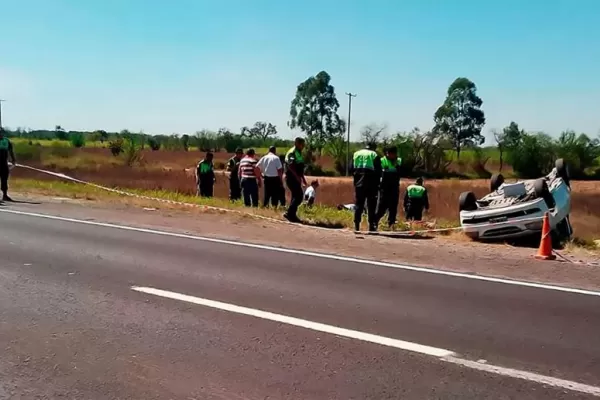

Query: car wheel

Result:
[490,173,505,192]
[555,158,570,186]
[533,178,555,209]
[459,191,478,212]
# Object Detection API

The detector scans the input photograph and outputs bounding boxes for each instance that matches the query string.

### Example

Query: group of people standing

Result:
[194,137,429,232]
[195,137,310,223]
[351,144,429,232]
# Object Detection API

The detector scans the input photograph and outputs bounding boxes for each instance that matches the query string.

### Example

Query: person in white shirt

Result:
[256,146,283,207]
[303,180,319,207]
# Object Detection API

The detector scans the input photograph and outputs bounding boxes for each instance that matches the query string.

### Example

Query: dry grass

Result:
[13,164,600,240]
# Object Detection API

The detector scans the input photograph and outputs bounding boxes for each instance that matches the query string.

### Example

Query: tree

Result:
[54,125,68,141]
[494,122,525,172]
[195,130,218,152]
[360,123,387,149]
[507,132,556,178]
[288,71,343,155]
[323,119,348,174]
[147,136,161,151]
[556,130,600,177]
[218,127,243,153]
[241,121,278,141]
[93,130,109,143]
[433,77,486,159]
[181,134,190,151]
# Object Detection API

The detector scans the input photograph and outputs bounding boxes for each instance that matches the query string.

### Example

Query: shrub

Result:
[69,132,85,148]
[148,136,161,151]
[109,139,124,156]
[305,163,338,177]
[122,137,143,167]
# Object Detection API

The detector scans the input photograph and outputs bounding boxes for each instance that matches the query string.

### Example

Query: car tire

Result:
[533,178,556,209]
[555,158,570,186]
[490,173,505,192]
[459,191,478,212]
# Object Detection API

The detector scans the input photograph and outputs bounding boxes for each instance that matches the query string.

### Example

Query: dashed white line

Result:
[444,357,600,396]
[131,285,454,358]
[1,208,600,297]
[132,285,600,397]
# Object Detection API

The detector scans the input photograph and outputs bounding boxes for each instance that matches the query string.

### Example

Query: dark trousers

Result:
[279,183,287,206]
[376,189,399,226]
[405,207,423,221]
[263,176,282,207]
[198,180,214,197]
[0,167,9,195]
[354,185,378,229]
[229,178,241,201]
[241,178,259,207]
[285,176,303,218]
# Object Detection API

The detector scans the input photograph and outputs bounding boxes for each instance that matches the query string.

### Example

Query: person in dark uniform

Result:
[0,129,16,202]
[227,148,243,201]
[283,137,307,223]
[196,152,215,197]
[375,146,402,228]
[404,177,430,221]
[351,143,381,232]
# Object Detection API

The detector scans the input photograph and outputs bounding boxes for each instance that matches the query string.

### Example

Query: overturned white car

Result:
[459,159,572,242]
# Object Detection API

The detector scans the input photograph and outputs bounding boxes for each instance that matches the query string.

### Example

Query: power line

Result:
[345,92,357,176]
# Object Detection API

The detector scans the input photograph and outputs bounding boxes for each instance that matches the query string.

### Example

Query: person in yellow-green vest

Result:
[196,152,216,197]
[375,146,402,228]
[0,129,16,201]
[283,137,307,223]
[404,177,429,221]
[351,143,381,232]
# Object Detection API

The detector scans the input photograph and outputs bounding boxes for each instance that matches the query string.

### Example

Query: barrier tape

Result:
[14,164,560,239]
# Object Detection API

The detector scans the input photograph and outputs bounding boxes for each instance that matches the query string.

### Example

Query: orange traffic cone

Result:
[535,212,556,260]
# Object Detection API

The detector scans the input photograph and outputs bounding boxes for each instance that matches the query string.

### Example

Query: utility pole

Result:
[0,99,5,130]
[345,92,356,176]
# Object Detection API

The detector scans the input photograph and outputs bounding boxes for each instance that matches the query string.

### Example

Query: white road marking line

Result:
[131,285,455,358]
[2,208,600,297]
[133,285,600,397]
[443,356,600,397]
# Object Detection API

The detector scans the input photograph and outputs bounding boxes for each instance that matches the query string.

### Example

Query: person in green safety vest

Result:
[0,129,16,202]
[404,177,430,221]
[375,146,402,228]
[283,137,307,223]
[351,143,381,232]
[196,152,216,197]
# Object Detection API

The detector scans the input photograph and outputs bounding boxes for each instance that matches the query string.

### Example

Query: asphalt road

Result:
[1,207,600,399]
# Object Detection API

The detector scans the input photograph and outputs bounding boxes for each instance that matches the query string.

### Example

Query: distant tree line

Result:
[3,72,599,179]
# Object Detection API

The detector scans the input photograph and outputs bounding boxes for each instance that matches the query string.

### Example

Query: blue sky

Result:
[1,0,599,142]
